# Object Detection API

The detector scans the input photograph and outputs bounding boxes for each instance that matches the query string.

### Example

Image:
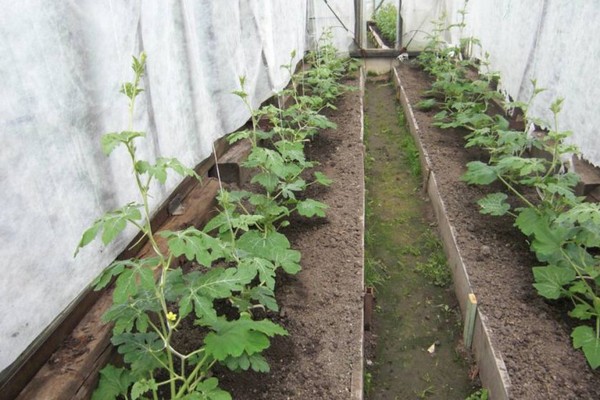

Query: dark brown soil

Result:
[396,62,600,399]
[217,79,365,399]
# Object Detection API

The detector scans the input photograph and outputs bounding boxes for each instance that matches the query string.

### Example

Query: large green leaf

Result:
[100,131,145,155]
[532,265,575,300]
[238,257,276,289]
[497,156,546,176]
[515,208,569,262]
[223,352,270,373]
[237,230,289,258]
[296,199,328,218]
[136,157,199,184]
[236,231,301,274]
[477,192,510,216]
[75,203,143,255]
[461,161,497,185]
[102,289,161,334]
[279,179,306,199]
[314,171,333,186]
[186,267,254,301]
[204,314,287,360]
[569,303,594,321]
[530,223,570,262]
[92,365,134,400]
[161,227,226,266]
[248,286,279,312]
[556,203,600,248]
[183,377,232,400]
[251,172,279,193]
[113,262,155,304]
[514,207,540,236]
[131,379,158,400]
[572,326,600,369]
[112,332,166,376]
[275,140,305,162]
[557,203,600,225]
[178,287,218,323]
[273,247,302,274]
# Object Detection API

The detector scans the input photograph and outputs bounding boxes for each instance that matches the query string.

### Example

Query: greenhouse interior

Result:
[1,1,599,399]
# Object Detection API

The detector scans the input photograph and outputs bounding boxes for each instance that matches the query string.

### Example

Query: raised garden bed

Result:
[394,61,600,399]
[12,70,366,400]
[216,75,366,399]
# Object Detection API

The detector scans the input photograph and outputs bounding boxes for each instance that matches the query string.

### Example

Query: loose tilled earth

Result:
[216,78,365,399]
[396,61,600,399]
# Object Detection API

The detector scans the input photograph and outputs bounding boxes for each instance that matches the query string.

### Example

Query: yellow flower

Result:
[166,311,177,322]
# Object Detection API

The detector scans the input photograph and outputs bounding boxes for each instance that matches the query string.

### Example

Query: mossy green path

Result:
[364,79,477,399]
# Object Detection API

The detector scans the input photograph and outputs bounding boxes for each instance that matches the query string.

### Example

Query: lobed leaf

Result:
[203,314,287,360]
[101,131,145,156]
[188,377,232,400]
[238,257,276,290]
[477,192,510,216]
[314,171,333,186]
[75,203,143,255]
[296,199,328,218]
[223,352,270,373]
[572,326,600,369]
[461,161,497,185]
[92,365,134,400]
[112,332,166,375]
[131,379,157,400]
[161,227,226,266]
[532,265,575,300]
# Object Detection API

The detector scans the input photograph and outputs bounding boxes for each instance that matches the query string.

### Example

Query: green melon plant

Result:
[417,12,600,368]
[76,53,291,400]
[76,35,357,398]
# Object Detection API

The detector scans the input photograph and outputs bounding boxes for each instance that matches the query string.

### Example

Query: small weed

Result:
[396,108,421,178]
[400,135,421,178]
[399,244,421,256]
[416,253,451,287]
[420,372,432,383]
[365,257,388,287]
[465,388,489,400]
[364,371,373,394]
[421,229,443,252]
[416,98,437,111]
[415,385,435,399]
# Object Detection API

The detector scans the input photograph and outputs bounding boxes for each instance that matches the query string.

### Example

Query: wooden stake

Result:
[463,293,477,349]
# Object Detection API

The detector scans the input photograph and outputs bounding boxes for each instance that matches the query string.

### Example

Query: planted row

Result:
[415,18,600,369]
[75,35,356,400]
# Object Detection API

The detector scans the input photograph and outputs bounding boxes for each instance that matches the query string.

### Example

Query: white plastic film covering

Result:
[0,0,307,374]
[308,0,356,53]
[401,0,600,167]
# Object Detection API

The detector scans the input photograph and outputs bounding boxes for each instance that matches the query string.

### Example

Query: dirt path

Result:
[363,80,477,399]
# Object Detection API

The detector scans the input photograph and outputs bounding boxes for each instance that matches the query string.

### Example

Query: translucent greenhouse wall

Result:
[0,1,307,374]
[401,0,600,168]
[308,0,357,54]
